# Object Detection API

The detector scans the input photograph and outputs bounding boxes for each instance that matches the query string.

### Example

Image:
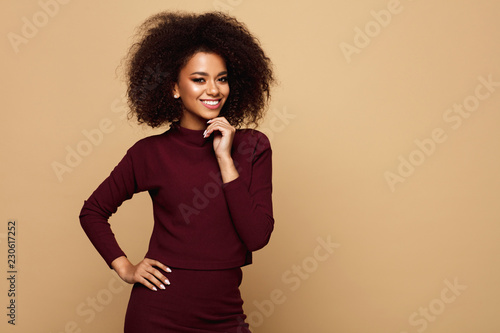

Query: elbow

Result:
[79,212,93,236]
[246,239,270,252]
[79,199,111,230]
[79,201,93,229]
[79,206,88,230]
[79,201,101,233]
[80,214,90,232]
[245,223,274,252]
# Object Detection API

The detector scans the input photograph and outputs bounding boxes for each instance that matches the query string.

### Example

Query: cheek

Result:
[180,82,203,97]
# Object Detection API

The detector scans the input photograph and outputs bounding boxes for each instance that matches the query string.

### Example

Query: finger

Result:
[204,123,233,138]
[143,259,171,286]
[149,268,171,287]
[141,271,167,290]
[206,118,231,131]
[150,259,172,274]
[147,262,170,289]
[210,119,231,128]
[141,258,169,272]
[138,275,161,292]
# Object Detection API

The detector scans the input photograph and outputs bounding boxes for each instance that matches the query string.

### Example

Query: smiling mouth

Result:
[200,99,221,106]
[200,99,222,109]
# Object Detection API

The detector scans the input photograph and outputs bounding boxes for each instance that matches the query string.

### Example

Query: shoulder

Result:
[126,130,170,156]
[235,128,271,148]
[234,128,271,157]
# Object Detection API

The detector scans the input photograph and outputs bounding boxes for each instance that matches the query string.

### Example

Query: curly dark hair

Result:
[124,11,274,128]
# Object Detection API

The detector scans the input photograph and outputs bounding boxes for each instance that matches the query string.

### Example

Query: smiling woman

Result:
[79,11,275,333]
[124,11,274,129]
[173,52,230,130]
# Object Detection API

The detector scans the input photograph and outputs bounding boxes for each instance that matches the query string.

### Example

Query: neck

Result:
[179,115,208,130]
[170,121,211,147]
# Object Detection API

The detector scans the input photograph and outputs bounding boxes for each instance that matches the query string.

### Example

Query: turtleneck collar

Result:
[169,121,213,147]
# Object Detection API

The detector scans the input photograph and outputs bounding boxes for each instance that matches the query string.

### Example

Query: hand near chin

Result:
[203,117,239,183]
[111,256,171,291]
[204,117,235,159]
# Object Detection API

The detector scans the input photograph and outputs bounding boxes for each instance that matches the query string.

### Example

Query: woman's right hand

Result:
[111,256,171,291]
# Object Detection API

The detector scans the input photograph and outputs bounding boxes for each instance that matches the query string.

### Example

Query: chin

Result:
[201,110,222,119]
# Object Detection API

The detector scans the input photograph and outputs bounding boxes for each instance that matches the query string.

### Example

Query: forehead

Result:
[181,52,227,73]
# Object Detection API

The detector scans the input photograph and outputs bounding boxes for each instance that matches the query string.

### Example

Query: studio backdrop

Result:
[2,0,500,332]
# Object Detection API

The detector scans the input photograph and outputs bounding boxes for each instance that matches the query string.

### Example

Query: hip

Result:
[125,267,251,332]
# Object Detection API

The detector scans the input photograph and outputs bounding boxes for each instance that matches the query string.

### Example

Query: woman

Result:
[79,11,275,332]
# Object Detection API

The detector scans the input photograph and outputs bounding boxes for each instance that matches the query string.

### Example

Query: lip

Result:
[200,99,222,110]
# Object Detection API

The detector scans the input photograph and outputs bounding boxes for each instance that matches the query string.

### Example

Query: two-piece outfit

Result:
[79,123,274,332]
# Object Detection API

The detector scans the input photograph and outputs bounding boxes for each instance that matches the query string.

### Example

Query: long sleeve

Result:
[79,150,140,267]
[222,132,274,251]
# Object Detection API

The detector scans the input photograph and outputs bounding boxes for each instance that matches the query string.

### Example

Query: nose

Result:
[206,80,220,96]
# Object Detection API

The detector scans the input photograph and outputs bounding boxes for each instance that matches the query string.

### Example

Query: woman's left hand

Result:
[204,117,236,159]
[204,117,239,183]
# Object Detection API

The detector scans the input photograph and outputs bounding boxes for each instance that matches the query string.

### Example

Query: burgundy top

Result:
[79,123,274,270]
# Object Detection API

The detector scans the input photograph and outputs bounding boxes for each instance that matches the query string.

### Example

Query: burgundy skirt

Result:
[124,267,251,333]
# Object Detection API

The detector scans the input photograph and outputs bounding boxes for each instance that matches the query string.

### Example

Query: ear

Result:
[173,83,180,98]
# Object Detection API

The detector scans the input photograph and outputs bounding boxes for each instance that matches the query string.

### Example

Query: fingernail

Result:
[203,130,207,137]
[160,284,166,290]
[165,279,171,285]
[166,267,172,273]
[153,287,157,291]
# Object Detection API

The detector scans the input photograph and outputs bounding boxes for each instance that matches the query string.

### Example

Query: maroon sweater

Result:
[79,123,274,270]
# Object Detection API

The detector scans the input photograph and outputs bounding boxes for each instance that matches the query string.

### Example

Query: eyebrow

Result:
[189,71,228,76]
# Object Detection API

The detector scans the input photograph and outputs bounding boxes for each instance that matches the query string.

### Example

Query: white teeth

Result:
[202,100,219,106]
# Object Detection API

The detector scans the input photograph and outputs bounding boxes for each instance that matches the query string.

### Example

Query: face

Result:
[174,52,230,129]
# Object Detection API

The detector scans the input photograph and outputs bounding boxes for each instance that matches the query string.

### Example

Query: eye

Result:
[191,78,205,83]
[218,76,228,83]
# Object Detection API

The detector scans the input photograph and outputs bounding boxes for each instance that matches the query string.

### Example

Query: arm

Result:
[205,117,274,251]
[221,134,274,251]
[79,152,136,267]
[79,147,171,290]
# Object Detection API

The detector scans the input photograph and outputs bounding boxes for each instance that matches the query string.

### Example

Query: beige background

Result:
[2,0,500,332]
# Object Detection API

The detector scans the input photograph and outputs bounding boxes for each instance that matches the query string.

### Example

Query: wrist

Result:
[216,155,235,173]
[111,256,132,277]
[217,157,239,183]
[216,154,233,163]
